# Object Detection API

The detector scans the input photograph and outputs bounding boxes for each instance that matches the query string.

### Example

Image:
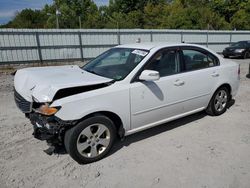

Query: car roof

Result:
[116,42,205,50]
[235,41,250,43]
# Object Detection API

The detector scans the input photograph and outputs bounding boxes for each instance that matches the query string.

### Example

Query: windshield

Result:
[83,48,149,81]
[230,42,247,47]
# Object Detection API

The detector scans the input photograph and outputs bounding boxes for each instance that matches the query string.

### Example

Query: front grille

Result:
[14,90,32,113]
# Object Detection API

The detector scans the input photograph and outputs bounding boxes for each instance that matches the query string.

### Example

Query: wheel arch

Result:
[77,111,125,139]
[208,83,232,108]
[215,83,232,98]
[206,83,232,116]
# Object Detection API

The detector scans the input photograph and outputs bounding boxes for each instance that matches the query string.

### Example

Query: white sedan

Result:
[14,43,240,164]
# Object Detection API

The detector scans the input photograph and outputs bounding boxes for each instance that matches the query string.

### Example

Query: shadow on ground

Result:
[109,100,235,157]
[51,100,235,161]
[52,111,208,158]
[109,111,207,157]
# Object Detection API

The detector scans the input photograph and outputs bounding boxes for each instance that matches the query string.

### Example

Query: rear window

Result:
[230,42,247,47]
[182,49,219,71]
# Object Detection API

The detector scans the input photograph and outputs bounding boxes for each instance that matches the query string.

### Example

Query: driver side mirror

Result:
[139,70,160,81]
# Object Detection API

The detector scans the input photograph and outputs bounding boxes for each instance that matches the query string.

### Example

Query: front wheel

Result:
[64,116,116,164]
[206,87,229,116]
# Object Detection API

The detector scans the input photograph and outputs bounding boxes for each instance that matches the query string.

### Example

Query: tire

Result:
[244,51,250,59]
[206,87,229,116]
[64,116,116,164]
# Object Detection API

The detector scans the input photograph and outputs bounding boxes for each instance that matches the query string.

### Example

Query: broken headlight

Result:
[35,103,61,116]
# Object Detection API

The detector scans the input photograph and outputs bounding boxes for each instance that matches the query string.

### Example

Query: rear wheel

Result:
[64,116,116,164]
[206,87,229,116]
[244,51,250,59]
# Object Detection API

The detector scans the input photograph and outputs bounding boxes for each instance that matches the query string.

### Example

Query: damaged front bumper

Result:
[26,113,77,151]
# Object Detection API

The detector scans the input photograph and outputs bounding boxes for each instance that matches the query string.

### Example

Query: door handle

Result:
[174,79,185,86]
[211,72,219,77]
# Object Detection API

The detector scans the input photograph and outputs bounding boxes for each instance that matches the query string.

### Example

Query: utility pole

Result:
[56,9,60,29]
[79,16,81,29]
[117,20,119,30]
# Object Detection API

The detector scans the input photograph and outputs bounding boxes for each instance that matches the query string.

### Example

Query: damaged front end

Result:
[13,65,116,156]
[14,89,76,155]
[27,112,77,154]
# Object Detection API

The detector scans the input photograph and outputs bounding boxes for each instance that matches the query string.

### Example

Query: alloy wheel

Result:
[76,124,111,158]
[214,90,227,112]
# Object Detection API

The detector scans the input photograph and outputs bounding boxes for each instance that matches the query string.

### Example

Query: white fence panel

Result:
[1,29,250,64]
[83,47,110,59]
[153,33,181,42]
[231,33,250,42]
[120,33,151,44]
[81,33,117,45]
[183,33,207,43]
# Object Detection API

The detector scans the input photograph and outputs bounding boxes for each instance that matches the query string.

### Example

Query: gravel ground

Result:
[0,59,250,188]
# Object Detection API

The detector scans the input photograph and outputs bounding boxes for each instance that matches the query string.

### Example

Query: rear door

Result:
[178,47,220,113]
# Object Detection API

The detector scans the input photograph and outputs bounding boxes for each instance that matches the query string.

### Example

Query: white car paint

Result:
[14,43,240,136]
[14,65,112,102]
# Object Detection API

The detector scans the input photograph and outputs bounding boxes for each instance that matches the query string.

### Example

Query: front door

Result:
[130,48,187,129]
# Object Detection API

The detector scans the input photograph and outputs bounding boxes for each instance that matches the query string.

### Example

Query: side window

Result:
[182,49,218,71]
[247,41,250,48]
[145,49,180,77]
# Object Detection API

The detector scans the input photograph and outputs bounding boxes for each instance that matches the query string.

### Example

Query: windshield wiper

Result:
[85,69,101,76]
[85,69,115,81]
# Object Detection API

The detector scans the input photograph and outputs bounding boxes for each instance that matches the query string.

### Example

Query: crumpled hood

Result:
[14,65,112,102]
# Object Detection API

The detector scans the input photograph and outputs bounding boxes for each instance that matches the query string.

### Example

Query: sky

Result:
[0,0,109,25]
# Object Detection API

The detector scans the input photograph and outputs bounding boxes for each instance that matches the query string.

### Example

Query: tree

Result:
[50,0,100,28]
[210,0,249,23]
[231,8,250,30]
[1,0,250,30]
[5,9,47,28]
[143,2,166,29]
[109,0,165,14]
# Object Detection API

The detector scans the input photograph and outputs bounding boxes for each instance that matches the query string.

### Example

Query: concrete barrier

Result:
[247,63,250,78]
